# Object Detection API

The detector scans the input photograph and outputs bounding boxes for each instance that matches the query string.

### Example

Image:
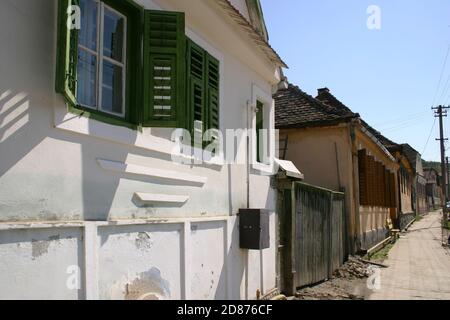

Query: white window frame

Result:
[251,84,276,175]
[77,0,127,118]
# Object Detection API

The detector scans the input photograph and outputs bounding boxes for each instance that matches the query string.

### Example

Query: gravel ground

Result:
[294,257,373,300]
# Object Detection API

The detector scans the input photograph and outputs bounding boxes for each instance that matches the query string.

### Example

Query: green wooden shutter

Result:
[143,10,186,128]
[56,0,79,106]
[186,39,206,146]
[186,38,220,147]
[206,53,220,131]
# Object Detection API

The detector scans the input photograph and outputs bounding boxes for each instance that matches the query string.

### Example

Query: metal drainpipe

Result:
[349,120,361,253]
[246,100,251,209]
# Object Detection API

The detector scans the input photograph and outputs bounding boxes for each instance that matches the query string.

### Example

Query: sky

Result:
[260,0,450,162]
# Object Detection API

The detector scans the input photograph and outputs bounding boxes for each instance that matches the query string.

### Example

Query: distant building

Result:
[423,168,443,210]
[274,83,399,252]
[401,144,427,215]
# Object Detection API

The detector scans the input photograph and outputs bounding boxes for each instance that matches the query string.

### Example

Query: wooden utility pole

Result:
[447,156,450,200]
[433,105,449,221]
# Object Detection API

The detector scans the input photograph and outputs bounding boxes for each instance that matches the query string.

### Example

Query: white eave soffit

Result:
[214,0,288,68]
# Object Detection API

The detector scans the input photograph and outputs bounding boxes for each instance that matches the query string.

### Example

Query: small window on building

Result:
[256,100,264,163]
[77,0,126,116]
[251,85,274,168]
[56,1,220,132]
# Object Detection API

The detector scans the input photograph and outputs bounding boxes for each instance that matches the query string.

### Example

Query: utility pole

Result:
[433,105,450,222]
[447,156,450,200]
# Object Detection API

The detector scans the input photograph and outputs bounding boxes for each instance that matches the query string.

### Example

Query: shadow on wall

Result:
[214,219,243,300]
[0,86,137,221]
[0,0,226,222]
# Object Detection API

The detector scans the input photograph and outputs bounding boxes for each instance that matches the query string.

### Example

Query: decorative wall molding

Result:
[134,192,189,205]
[96,159,207,186]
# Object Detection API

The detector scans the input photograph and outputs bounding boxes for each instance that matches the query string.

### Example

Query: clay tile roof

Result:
[315,88,355,116]
[401,144,420,171]
[274,84,358,129]
[315,88,404,154]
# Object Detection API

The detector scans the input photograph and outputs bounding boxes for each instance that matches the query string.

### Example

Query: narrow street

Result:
[367,211,450,300]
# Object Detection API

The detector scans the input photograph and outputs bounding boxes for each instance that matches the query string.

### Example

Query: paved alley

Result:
[367,211,450,300]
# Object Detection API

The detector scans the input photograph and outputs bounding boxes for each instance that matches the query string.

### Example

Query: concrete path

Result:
[367,211,450,300]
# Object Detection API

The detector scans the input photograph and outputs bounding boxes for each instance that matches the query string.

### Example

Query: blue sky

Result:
[260,0,450,161]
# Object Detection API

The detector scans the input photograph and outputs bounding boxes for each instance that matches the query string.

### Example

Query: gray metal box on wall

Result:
[239,209,270,250]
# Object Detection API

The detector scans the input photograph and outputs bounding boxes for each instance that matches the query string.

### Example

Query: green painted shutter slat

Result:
[186,38,220,144]
[56,0,78,106]
[186,39,206,137]
[143,10,185,127]
[206,53,220,131]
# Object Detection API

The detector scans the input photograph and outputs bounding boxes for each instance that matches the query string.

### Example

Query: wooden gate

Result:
[279,182,347,295]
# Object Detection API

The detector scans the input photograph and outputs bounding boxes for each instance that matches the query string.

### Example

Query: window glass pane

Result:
[103,7,125,62]
[77,50,97,108]
[101,60,123,114]
[79,0,98,51]
[256,101,264,162]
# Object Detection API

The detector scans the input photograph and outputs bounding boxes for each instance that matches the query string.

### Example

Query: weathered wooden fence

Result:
[292,182,347,289]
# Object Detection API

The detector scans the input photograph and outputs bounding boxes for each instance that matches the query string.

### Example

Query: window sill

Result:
[252,161,276,176]
[54,102,223,169]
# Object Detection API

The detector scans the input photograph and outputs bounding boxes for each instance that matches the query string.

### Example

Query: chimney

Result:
[317,87,330,95]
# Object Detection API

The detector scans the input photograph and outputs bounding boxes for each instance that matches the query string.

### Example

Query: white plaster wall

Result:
[0,218,276,300]
[0,0,277,222]
[0,227,83,300]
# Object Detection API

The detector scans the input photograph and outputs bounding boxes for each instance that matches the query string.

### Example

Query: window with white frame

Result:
[56,0,220,133]
[77,0,126,116]
[251,84,274,168]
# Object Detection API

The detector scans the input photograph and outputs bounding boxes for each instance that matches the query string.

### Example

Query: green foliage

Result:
[370,243,394,262]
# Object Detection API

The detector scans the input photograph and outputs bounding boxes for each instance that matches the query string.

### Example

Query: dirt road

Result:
[367,211,450,300]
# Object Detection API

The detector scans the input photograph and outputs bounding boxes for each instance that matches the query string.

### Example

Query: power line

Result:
[438,72,450,105]
[373,111,429,128]
[380,115,431,132]
[422,117,437,155]
[432,43,450,107]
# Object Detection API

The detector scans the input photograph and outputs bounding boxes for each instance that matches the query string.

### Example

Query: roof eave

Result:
[276,115,357,130]
[214,0,288,68]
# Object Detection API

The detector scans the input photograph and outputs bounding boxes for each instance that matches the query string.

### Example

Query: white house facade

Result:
[0,0,286,299]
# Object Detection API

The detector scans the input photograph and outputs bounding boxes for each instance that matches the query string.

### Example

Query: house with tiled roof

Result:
[380,143,416,229]
[349,120,426,223]
[400,144,427,215]
[275,83,400,252]
[423,167,444,210]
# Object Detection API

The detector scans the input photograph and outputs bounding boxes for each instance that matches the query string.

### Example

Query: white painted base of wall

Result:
[0,215,276,300]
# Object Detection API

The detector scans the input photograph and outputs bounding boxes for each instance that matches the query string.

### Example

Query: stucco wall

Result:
[400,189,413,214]
[281,125,356,249]
[281,126,352,193]
[0,216,276,299]
[359,206,389,249]
[355,129,398,249]
[282,124,398,251]
[0,0,279,299]
[0,0,278,222]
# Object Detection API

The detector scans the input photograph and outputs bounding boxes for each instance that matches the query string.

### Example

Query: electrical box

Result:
[239,209,270,250]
